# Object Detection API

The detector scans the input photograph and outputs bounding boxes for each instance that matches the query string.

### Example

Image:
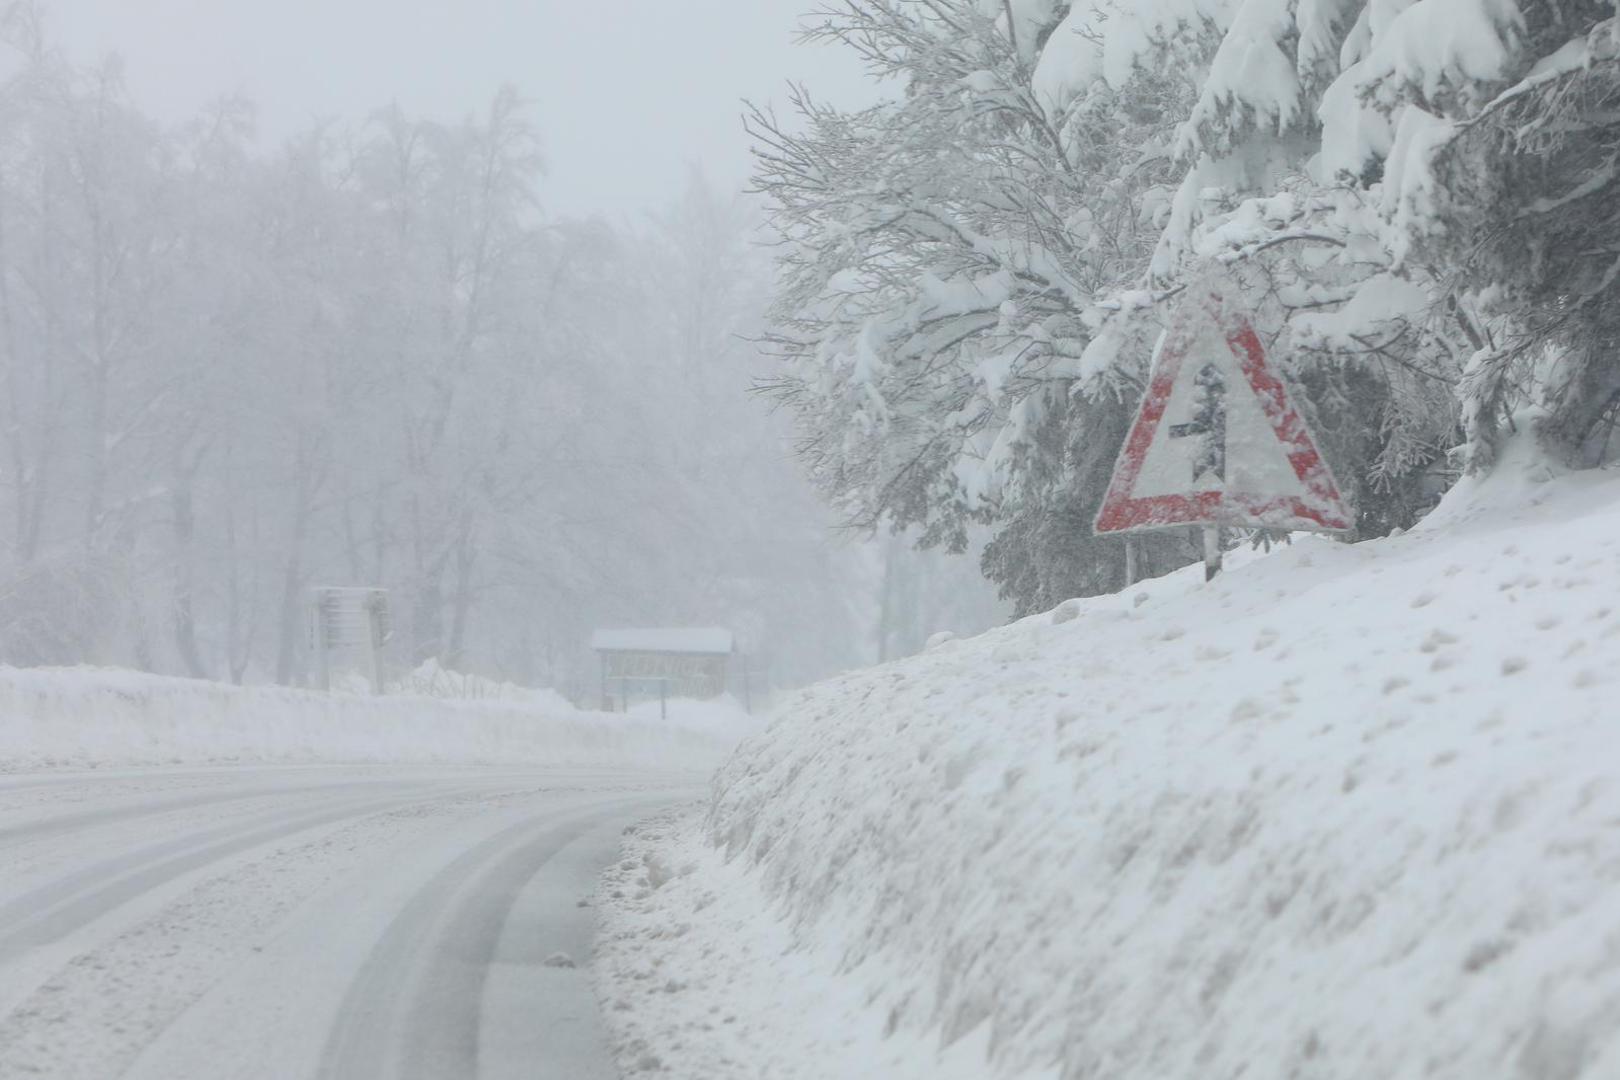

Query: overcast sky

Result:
[45,0,877,218]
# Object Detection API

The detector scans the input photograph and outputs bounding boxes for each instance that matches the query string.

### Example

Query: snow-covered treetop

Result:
[759,0,1620,611]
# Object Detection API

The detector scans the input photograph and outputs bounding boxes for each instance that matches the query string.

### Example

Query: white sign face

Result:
[1128,320,1310,501]
[1095,288,1352,535]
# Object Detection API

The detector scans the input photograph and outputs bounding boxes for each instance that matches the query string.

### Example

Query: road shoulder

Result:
[592,804,1009,1080]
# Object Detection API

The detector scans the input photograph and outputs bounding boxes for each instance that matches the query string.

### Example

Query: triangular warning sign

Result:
[1094,286,1352,535]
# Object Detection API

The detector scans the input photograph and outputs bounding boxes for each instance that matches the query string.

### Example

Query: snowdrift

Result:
[613,429,1620,1078]
[0,668,754,773]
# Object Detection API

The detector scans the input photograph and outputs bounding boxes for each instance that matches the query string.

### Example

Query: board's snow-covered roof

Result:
[590,628,734,655]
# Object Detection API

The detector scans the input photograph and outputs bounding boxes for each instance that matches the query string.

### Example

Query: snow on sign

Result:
[1095,286,1352,536]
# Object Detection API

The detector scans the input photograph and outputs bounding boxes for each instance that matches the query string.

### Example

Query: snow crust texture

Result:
[596,808,1019,1080]
[604,443,1620,1079]
[0,668,753,773]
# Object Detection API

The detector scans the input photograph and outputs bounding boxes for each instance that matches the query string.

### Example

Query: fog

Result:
[0,0,1002,700]
[45,0,880,216]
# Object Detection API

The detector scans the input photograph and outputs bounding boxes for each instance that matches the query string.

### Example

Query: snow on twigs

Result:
[600,426,1620,1079]
[0,669,755,773]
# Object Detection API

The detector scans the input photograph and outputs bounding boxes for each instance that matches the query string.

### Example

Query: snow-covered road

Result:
[0,764,696,1080]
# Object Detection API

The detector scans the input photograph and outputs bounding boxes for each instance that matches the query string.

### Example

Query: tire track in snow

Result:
[0,789,499,1079]
[0,785,465,965]
[316,797,650,1080]
[0,778,522,1031]
[0,772,686,1079]
[0,778,415,850]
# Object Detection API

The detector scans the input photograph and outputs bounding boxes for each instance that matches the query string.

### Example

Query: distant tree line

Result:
[0,6,894,690]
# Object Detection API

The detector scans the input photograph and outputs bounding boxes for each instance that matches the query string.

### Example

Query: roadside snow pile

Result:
[0,668,756,772]
[598,426,1620,1079]
[598,807,1029,1080]
[389,657,576,710]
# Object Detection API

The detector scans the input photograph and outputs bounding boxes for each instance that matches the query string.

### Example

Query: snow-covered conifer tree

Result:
[1133,0,1620,478]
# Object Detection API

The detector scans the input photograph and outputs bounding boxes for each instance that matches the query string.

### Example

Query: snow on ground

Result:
[0,668,756,773]
[596,423,1620,1079]
[0,766,695,1080]
[389,657,578,709]
[596,806,1039,1080]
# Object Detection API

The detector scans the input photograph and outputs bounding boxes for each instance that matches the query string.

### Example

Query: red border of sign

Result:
[1094,288,1352,535]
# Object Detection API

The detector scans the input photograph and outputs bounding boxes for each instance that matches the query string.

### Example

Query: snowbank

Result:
[598,432,1620,1078]
[0,668,756,773]
[388,657,576,710]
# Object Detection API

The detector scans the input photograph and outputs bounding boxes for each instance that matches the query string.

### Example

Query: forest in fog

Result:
[0,9,1001,696]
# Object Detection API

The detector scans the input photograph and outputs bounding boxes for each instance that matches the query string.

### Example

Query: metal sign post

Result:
[1202,525,1223,581]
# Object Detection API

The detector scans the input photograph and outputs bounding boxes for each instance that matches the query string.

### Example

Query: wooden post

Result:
[1202,525,1223,581]
[1124,537,1139,587]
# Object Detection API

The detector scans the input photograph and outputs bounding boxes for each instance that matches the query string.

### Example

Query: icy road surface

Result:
[0,764,696,1080]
